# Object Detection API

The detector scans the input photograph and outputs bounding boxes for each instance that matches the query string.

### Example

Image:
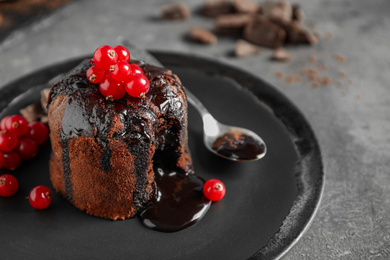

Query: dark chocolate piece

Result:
[214,13,253,35]
[292,4,305,22]
[272,47,291,61]
[190,26,217,44]
[235,39,261,57]
[243,15,286,48]
[273,20,318,44]
[202,0,233,17]
[161,2,190,20]
[262,0,292,23]
[232,0,261,14]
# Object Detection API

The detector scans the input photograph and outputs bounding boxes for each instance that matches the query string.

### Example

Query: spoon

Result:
[123,41,267,161]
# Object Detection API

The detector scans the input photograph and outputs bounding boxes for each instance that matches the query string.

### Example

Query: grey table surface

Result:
[0,0,389,259]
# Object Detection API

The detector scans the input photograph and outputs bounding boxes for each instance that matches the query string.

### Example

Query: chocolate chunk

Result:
[292,4,305,22]
[214,14,253,35]
[161,2,190,20]
[274,20,318,44]
[243,16,286,48]
[262,0,292,23]
[190,26,217,44]
[235,39,261,57]
[272,48,291,61]
[20,102,45,123]
[232,0,261,14]
[202,0,233,17]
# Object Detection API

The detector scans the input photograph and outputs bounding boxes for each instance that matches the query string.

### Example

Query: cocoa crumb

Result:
[356,94,361,99]
[309,56,317,63]
[320,77,333,85]
[286,75,302,83]
[306,20,315,30]
[334,54,347,64]
[312,82,321,88]
[275,71,284,79]
[338,71,346,78]
[272,48,291,62]
[324,31,333,40]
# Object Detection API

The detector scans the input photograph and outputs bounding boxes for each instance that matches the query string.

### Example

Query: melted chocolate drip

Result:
[140,167,211,232]
[212,131,265,161]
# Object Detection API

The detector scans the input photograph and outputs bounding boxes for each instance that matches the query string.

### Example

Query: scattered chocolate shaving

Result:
[232,0,261,14]
[309,56,317,63]
[334,54,347,64]
[338,71,346,78]
[202,0,233,17]
[235,39,261,57]
[275,71,284,78]
[356,94,361,99]
[190,26,217,44]
[243,15,286,48]
[272,47,291,61]
[214,13,254,35]
[286,75,301,83]
[161,2,191,20]
[324,31,333,40]
[292,4,305,22]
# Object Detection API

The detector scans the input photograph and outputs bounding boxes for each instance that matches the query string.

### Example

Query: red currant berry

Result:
[0,152,4,169]
[111,61,133,82]
[114,45,130,62]
[0,116,11,130]
[25,122,49,146]
[203,179,226,201]
[99,76,126,101]
[3,151,21,170]
[0,174,18,197]
[125,74,150,98]
[29,185,52,210]
[130,64,143,75]
[4,115,29,137]
[93,45,118,71]
[86,65,105,84]
[0,131,18,152]
[15,137,38,160]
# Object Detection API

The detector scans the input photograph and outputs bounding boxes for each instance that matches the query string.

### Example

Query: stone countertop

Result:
[0,0,389,259]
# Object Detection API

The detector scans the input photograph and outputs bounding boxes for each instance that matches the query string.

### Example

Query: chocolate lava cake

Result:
[47,59,193,220]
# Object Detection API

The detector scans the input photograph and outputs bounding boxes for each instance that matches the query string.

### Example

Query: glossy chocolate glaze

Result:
[212,131,265,161]
[48,59,207,230]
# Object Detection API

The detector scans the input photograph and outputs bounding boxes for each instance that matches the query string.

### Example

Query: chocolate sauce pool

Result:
[140,167,211,232]
[212,131,265,161]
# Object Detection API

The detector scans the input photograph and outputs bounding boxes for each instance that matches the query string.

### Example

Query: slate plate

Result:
[0,51,324,260]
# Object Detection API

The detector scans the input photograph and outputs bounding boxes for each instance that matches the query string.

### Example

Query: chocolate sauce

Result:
[140,167,211,232]
[212,131,265,161]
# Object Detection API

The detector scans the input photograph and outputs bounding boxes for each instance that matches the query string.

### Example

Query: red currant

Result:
[3,115,29,137]
[86,65,105,84]
[130,64,143,75]
[125,74,150,98]
[0,174,18,197]
[0,116,11,130]
[0,152,4,169]
[0,131,18,152]
[3,152,22,170]
[93,45,118,71]
[25,122,49,145]
[15,137,38,160]
[114,45,130,62]
[28,185,52,209]
[111,61,133,82]
[99,76,127,101]
[203,179,226,201]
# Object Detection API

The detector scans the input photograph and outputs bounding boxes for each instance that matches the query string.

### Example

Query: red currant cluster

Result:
[0,115,49,170]
[87,45,151,100]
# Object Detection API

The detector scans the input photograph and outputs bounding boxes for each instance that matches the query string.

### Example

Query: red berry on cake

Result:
[93,45,118,71]
[86,66,105,84]
[125,74,150,98]
[3,151,22,170]
[111,61,133,82]
[0,131,18,152]
[3,115,29,137]
[15,137,38,160]
[203,179,226,201]
[130,64,143,75]
[28,185,52,209]
[114,45,131,62]
[99,76,127,101]
[0,174,18,197]
[25,122,49,145]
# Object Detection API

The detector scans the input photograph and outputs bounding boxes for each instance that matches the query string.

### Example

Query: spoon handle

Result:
[185,89,210,118]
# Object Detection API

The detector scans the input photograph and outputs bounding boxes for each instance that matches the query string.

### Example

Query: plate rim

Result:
[0,51,325,260]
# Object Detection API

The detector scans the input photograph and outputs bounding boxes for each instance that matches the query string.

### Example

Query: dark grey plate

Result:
[0,51,324,260]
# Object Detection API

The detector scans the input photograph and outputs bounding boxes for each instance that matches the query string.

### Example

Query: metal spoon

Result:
[124,41,267,161]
